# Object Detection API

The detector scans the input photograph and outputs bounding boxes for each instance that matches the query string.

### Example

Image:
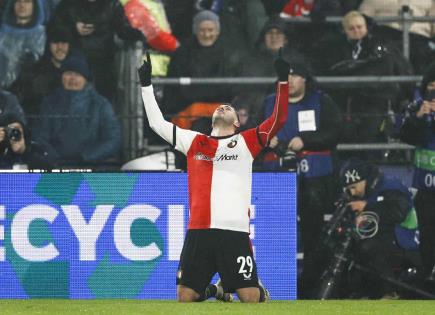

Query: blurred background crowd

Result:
[0,0,433,170]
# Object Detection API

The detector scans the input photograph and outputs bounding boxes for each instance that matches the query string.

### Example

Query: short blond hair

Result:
[342,11,366,30]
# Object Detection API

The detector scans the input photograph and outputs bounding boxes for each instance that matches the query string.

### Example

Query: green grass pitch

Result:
[1,300,435,315]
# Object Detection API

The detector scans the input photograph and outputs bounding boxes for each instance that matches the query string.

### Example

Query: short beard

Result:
[212,115,234,128]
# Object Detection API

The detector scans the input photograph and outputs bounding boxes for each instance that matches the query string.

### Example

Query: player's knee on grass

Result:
[177,285,201,302]
[236,287,260,303]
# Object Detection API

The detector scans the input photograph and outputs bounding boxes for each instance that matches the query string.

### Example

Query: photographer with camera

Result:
[333,158,418,298]
[0,113,54,169]
[400,63,435,287]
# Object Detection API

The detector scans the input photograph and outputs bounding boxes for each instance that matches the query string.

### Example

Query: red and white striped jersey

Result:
[142,82,289,233]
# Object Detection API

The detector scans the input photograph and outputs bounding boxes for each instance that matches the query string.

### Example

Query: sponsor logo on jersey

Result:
[215,154,239,161]
[194,152,239,162]
[194,152,213,161]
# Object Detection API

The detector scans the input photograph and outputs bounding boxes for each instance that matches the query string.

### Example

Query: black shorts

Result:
[176,229,259,294]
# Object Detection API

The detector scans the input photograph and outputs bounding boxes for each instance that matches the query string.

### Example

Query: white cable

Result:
[355,211,379,239]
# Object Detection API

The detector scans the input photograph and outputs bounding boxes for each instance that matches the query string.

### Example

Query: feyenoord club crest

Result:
[227,140,237,148]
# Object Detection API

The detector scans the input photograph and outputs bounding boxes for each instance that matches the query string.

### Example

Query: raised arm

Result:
[138,52,197,154]
[139,51,175,144]
[257,50,290,145]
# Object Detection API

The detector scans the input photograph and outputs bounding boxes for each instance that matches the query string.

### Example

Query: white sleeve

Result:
[141,86,198,155]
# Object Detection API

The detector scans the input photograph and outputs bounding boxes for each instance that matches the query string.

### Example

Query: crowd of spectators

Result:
[0,0,140,169]
[0,0,434,170]
[160,0,434,153]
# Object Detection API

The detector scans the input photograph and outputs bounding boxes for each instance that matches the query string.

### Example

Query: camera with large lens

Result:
[316,190,357,299]
[4,126,22,142]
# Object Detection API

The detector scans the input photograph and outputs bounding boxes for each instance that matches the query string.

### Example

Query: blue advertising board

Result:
[0,172,296,299]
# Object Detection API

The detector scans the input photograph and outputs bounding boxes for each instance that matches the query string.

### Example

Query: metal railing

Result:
[117,49,422,162]
[337,143,415,151]
[151,75,422,86]
[280,10,435,60]
[117,41,144,161]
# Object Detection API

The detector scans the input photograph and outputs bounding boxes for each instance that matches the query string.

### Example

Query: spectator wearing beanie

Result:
[261,58,341,298]
[33,54,121,168]
[10,26,76,117]
[194,0,268,60]
[191,10,220,46]
[235,16,307,123]
[163,10,242,126]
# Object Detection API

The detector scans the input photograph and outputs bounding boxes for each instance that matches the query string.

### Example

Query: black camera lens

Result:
[5,127,22,142]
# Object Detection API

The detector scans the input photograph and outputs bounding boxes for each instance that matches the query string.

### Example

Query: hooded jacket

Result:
[0,0,46,88]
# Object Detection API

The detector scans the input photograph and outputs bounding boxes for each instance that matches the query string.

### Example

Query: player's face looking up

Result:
[344,16,367,40]
[196,21,220,47]
[212,104,239,128]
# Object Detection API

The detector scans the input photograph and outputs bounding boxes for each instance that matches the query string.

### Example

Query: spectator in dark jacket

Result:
[195,0,268,59]
[236,16,306,123]
[261,61,342,297]
[0,0,46,88]
[359,0,435,74]
[10,26,74,117]
[163,10,241,127]
[34,54,121,167]
[52,0,143,101]
[311,10,413,143]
